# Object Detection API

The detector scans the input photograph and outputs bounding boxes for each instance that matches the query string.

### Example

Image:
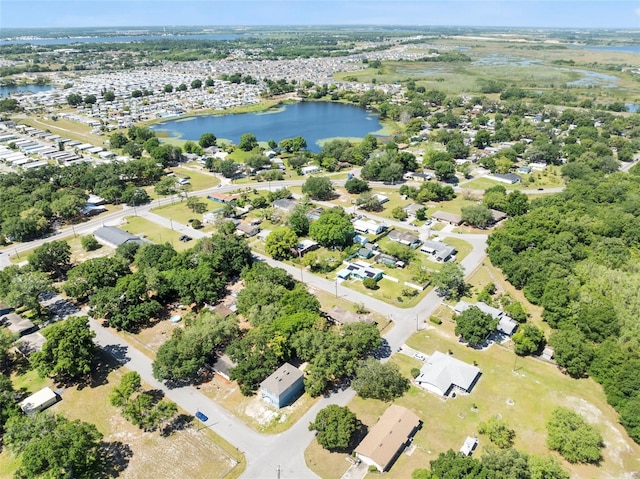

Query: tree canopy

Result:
[308,405,360,451]
[546,407,604,464]
[351,358,410,401]
[455,306,498,347]
[30,316,98,384]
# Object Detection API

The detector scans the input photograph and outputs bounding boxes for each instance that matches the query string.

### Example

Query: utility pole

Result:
[416,314,419,331]
[335,277,338,298]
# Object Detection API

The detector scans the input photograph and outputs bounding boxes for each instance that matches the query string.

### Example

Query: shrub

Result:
[80,235,100,251]
[363,278,379,290]
[429,316,442,325]
[411,367,421,378]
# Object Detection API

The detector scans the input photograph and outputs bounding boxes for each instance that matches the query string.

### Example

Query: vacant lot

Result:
[6,360,244,479]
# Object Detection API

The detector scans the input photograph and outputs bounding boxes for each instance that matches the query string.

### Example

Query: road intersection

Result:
[2,176,490,478]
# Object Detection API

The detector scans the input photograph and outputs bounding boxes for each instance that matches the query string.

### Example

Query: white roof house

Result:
[415,351,481,397]
[460,436,478,456]
[19,387,58,414]
[353,219,385,235]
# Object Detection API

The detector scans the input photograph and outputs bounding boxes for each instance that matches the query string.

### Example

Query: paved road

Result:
[0,175,492,478]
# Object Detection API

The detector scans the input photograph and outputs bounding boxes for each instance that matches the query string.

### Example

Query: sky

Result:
[1,0,639,29]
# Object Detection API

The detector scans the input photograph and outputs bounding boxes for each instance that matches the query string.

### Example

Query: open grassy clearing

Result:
[10,230,115,265]
[151,201,216,232]
[120,216,194,251]
[461,171,564,192]
[308,322,640,479]
[6,356,244,479]
[427,195,479,217]
[171,166,221,190]
[340,274,432,309]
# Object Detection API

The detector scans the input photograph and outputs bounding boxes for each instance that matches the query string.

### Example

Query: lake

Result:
[151,102,385,153]
[0,84,54,96]
[575,45,640,54]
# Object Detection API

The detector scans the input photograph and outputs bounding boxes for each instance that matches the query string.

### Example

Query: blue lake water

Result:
[0,84,54,96]
[563,68,619,88]
[626,103,640,113]
[0,34,243,45]
[151,102,385,153]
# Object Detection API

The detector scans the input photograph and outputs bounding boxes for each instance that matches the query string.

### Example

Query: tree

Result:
[288,207,310,236]
[80,235,100,251]
[163,84,173,93]
[50,193,86,221]
[308,405,359,451]
[239,132,258,151]
[191,79,202,89]
[103,90,115,102]
[66,93,82,106]
[302,176,334,200]
[121,186,150,206]
[478,416,515,448]
[392,206,409,221]
[309,208,354,249]
[83,94,97,104]
[547,407,604,463]
[351,358,409,401]
[549,329,594,378]
[474,129,492,148]
[5,413,103,479]
[266,226,299,260]
[461,204,493,228]
[512,324,545,356]
[433,160,457,181]
[186,196,207,214]
[154,176,177,197]
[455,306,498,346]
[199,132,217,148]
[30,316,97,384]
[432,262,466,300]
[28,240,72,279]
[357,192,383,212]
[429,449,484,478]
[5,270,53,316]
[109,132,128,148]
[345,177,370,194]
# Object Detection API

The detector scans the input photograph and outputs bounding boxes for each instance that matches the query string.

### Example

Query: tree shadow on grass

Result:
[160,413,192,437]
[84,348,130,390]
[96,440,133,478]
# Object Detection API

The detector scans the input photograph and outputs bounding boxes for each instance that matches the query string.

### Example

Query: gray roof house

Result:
[272,198,297,213]
[1,313,37,337]
[420,239,457,262]
[93,226,144,249]
[260,363,305,409]
[387,230,421,248]
[415,351,481,397]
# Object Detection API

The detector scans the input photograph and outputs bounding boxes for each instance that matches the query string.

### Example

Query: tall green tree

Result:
[309,208,354,250]
[351,358,409,401]
[432,262,466,300]
[30,316,97,384]
[455,306,498,346]
[547,407,604,464]
[28,240,72,279]
[265,226,299,260]
[309,405,360,451]
[302,176,334,200]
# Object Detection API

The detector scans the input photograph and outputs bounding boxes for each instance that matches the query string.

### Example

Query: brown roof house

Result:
[260,362,304,409]
[355,405,421,472]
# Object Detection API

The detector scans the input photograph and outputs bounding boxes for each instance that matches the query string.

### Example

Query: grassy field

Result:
[6,358,244,479]
[307,322,640,479]
[120,216,196,251]
[18,116,109,147]
[461,171,564,192]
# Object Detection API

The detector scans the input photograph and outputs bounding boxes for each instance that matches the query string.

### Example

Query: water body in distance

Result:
[573,45,640,54]
[0,34,243,45]
[151,102,385,153]
[0,84,54,96]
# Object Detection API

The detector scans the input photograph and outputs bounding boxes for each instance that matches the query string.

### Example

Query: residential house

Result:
[490,173,522,184]
[358,248,373,259]
[420,239,457,262]
[489,209,508,224]
[259,363,305,409]
[1,313,38,337]
[387,230,421,249]
[272,198,297,213]
[207,192,238,204]
[355,405,422,472]
[93,226,144,249]
[454,301,518,336]
[15,332,46,357]
[375,253,402,268]
[19,387,59,414]
[430,211,463,226]
[407,172,432,182]
[235,222,260,237]
[403,203,425,217]
[415,351,481,397]
[301,165,322,175]
[353,219,386,235]
[337,261,384,282]
[294,239,319,257]
[373,194,389,204]
[212,354,236,382]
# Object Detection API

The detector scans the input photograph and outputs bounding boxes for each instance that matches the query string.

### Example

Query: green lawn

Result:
[121,216,198,251]
[307,324,640,479]
[461,170,564,192]
[172,166,221,191]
